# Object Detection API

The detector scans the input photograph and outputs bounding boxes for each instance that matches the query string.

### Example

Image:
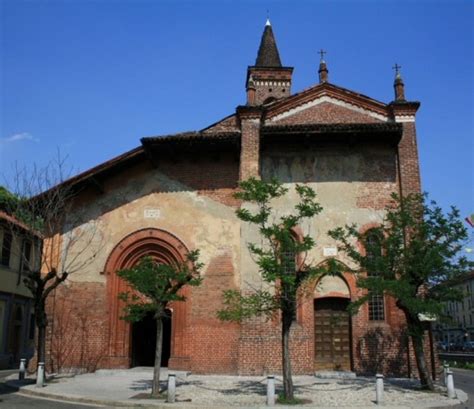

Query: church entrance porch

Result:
[105,228,191,371]
[314,297,352,371]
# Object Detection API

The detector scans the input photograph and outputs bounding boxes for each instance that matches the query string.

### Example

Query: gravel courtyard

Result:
[12,368,463,408]
[142,374,453,407]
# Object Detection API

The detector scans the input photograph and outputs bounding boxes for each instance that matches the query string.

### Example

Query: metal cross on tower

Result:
[318,49,327,61]
[392,63,402,75]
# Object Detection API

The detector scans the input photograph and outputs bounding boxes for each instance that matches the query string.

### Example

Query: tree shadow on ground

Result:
[330,377,422,393]
[130,379,167,391]
[130,376,425,398]
[0,378,35,396]
[172,380,266,396]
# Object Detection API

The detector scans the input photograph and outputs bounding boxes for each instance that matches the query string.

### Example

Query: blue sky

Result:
[1,0,473,236]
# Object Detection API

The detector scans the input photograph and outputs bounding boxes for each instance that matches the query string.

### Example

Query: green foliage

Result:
[277,394,306,405]
[219,177,323,322]
[0,186,20,213]
[0,185,45,230]
[117,250,203,322]
[328,192,473,324]
[217,289,279,321]
[446,361,474,371]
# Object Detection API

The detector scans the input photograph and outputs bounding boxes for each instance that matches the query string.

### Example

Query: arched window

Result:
[280,228,301,277]
[365,230,385,321]
[263,96,277,105]
[281,247,296,275]
[280,232,300,321]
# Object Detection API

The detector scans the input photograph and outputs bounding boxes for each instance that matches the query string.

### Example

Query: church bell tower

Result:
[246,19,293,106]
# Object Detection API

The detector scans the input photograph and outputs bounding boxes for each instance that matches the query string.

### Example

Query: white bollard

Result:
[36,362,45,388]
[443,363,449,386]
[19,358,26,381]
[167,373,176,403]
[375,373,384,405]
[266,375,275,406]
[446,369,456,399]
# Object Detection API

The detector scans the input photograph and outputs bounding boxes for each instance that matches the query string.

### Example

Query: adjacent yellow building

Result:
[0,210,39,369]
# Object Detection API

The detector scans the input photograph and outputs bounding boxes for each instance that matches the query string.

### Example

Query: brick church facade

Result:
[42,20,436,377]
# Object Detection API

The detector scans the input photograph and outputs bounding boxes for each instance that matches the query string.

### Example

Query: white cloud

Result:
[1,132,39,143]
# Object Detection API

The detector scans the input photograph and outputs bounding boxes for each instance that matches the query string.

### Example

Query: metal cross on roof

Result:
[392,63,402,75]
[318,49,327,61]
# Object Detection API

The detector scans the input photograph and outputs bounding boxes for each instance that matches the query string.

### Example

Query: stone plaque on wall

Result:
[323,247,338,257]
[144,209,161,219]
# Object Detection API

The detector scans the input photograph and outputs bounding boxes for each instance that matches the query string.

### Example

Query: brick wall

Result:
[157,152,240,207]
[397,122,422,196]
[239,119,261,180]
[190,252,240,373]
[42,282,108,374]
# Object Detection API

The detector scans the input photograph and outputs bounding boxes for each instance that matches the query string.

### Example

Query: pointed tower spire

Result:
[255,20,282,67]
[318,49,329,83]
[393,63,406,101]
[246,20,293,105]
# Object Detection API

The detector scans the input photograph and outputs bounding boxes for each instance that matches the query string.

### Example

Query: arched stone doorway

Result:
[104,228,191,369]
[313,274,352,371]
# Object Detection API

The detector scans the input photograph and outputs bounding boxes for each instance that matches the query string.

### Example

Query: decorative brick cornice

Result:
[388,100,421,122]
[236,105,265,121]
[246,66,293,83]
[260,123,402,146]
[262,122,402,135]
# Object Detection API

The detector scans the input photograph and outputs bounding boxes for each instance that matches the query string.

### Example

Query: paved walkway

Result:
[6,367,469,408]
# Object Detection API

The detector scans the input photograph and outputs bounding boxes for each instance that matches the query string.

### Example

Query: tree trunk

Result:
[411,333,434,390]
[281,310,294,400]
[406,315,434,390]
[151,317,163,398]
[36,302,48,372]
[37,324,46,365]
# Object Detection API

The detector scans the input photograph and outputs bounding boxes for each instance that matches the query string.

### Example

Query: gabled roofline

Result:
[265,82,391,119]
[200,113,236,133]
[62,146,144,187]
[141,131,241,157]
[32,146,146,201]
[34,131,242,200]
[141,130,240,144]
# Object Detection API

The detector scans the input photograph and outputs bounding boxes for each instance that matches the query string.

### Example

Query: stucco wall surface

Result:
[64,168,241,285]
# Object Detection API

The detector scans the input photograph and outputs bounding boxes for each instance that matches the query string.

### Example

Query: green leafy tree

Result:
[117,251,203,398]
[328,193,472,390]
[0,186,21,213]
[218,178,326,401]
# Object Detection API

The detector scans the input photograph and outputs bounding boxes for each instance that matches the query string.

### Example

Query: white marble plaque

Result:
[323,247,338,257]
[144,209,161,219]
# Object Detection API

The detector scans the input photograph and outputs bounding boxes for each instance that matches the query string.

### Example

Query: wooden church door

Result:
[314,297,351,371]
